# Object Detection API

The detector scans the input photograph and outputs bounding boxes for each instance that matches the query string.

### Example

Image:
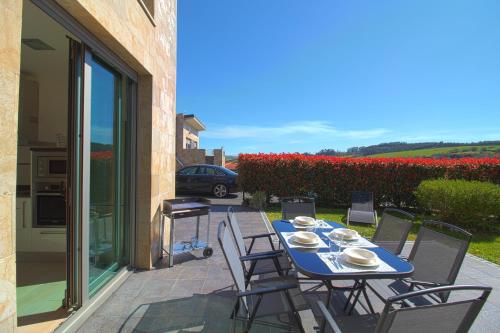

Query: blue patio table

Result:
[271,220,414,313]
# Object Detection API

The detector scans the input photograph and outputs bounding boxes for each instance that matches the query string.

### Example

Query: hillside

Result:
[370,145,500,158]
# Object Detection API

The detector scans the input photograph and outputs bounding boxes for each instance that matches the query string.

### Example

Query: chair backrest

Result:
[217,221,246,294]
[281,197,316,220]
[408,221,472,286]
[375,285,491,333]
[227,206,247,257]
[372,208,414,255]
[351,191,374,212]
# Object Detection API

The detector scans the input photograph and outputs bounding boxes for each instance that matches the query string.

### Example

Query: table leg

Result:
[206,211,211,245]
[324,280,334,310]
[169,217,175,267]
[195,215,200,246]
[160,214,164,258]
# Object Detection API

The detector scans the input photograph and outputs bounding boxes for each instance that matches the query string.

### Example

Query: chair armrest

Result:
[243,249,284,258]
[245,232,277,254]
[317,300,343,333]
[240,251,281,262]
[237,282,297,297]
[404,279,440,287]
[243,232,276,239]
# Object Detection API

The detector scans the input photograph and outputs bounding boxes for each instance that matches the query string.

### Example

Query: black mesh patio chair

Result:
[318,285,491,333]
[346,220,472,313]
[371,208,414,255]
[347,191,377,226]
[281,196,316,220]
[217,221,307,332]
[227,207,291,279]
[402,220,472,302]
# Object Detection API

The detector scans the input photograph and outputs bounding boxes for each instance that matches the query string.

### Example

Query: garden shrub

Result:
[237,153,500,207]
[249,191,267,210]
[415,179,500,231]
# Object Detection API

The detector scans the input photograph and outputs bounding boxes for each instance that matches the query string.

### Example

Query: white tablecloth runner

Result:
[317,252,396,273]
[281,232,329,249]
[322,232,377,248]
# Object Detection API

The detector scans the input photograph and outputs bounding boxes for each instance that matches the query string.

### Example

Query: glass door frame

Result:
[80,47,137,304]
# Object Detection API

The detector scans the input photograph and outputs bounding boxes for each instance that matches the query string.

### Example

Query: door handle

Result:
[40,230,66,235]
[22,201,26,228]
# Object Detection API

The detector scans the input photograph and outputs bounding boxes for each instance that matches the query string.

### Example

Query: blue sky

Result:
[177,0,500,155]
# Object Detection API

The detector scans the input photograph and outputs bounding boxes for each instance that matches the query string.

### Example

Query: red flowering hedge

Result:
[238,154,500,207]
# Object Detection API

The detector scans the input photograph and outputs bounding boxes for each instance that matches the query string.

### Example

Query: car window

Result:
[179,167,198,175]
[215,169,226,176]
[197,167,216,175]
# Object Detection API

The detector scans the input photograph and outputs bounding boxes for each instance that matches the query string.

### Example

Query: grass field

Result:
[265,205,500,264]
[368,145,500,158]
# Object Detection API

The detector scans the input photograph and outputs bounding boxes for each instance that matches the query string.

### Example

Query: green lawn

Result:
[265,205,500,265]
[368,145,500,158]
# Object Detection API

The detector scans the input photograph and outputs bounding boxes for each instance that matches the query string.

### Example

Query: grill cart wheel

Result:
[203,247,213,257]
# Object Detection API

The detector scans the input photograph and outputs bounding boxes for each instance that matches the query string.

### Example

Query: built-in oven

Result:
[33,182,66,228]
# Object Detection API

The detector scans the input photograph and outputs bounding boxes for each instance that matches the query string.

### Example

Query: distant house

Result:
[176,113,225,169]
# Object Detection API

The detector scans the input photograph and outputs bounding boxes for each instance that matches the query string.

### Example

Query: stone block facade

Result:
[0,0,177,330]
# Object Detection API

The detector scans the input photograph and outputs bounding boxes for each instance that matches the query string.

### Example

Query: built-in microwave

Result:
[35,155,67,177]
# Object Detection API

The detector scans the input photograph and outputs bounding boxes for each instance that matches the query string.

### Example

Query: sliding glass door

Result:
[84,51,130,298]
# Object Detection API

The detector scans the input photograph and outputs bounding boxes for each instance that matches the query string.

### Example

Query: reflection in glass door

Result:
[86,54,129,297]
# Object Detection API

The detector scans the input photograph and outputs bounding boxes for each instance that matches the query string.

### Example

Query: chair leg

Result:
[231,298,240,319]
[246,294,263,332]
[283,290,305,333]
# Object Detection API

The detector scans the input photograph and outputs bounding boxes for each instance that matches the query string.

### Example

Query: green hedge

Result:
[415,179,500,231]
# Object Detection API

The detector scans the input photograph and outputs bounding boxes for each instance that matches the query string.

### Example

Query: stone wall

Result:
[0,1,177,330]
[214,149,226,167]
[0,1,23,330]
[177,149,207,168]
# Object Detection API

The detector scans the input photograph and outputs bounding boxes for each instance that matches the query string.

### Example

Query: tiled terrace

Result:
[77,204,500,332]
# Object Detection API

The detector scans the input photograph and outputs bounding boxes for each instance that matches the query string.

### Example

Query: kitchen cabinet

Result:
[31,228,66,252]
[16,197,66,253]
[16,198,32,252]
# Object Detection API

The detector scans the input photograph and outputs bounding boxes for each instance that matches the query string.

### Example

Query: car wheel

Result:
[213,184,228,198]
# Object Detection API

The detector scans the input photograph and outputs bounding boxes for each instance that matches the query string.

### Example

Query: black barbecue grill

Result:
[161,197,213,267]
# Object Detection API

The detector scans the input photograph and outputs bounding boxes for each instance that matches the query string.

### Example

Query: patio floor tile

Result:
[77,204,500,333]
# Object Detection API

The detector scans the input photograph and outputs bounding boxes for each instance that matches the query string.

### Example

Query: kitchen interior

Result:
[16,1,74,330]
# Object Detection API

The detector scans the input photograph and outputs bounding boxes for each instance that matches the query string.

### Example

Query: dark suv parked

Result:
[176,164,238,198]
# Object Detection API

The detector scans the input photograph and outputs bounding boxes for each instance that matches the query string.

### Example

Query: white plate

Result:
[290,238,320,247]
[292,222,315,229]
[294,216,316,226]
[291,231,319,245]
[342,248,379,266]
[341,253,380,267]
[330,228,360,240]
